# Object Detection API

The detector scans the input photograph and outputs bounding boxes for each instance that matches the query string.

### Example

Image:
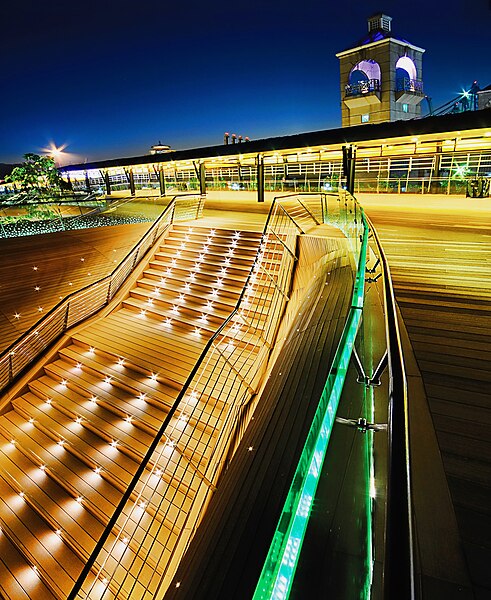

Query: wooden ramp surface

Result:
[364,199,491,600]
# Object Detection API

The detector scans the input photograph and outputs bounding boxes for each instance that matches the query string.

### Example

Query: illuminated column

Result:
[257,154,264,203]
[159,167,166,196]
[125,169,136,196]
[199,162,206,196]
[103,170,112,195]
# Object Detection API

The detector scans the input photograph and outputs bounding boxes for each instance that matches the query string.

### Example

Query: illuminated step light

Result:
[153,287,161,295]
[189,273,196,281]
[188,227,193,233]
[203,244,209,252]
[154,468,163,477]
[89,347,95,354]
[110,440,118,448]
[75,362,82,369]
[28,418,34,424]
[224,258,231,266]
[180,242,187,249]
[206,300,214,310]
[178,415,188,423]
[220,267,227,275]
[160,277,167,285]
[165,440,175,449]
[166,268,173,275]
[39,464,46,471]
[184,283,191,291]
[125,416,132,423]
[104,376,112,384]
[139,500,147,509]
[171,259,177,266]
[117,357,125,366]
[211,289,218,297]
[55,529,62,535]
[206,237,213,244]
[140,309,147,316]
[75,417,83,424]
[210,229,216,236]
[34,285,40,291]
[10,439,16,446]
[163,317,172,326]
[121,536,129,544]
[231,241,238,248]
[37,306,43,312]
[146,298,153,305]
[19,491,25,498]
[227,249,234,257]
[216,278,223,286]
[94,466,102,475]
[233,231,240,238]
[32,265,38,271]
[194,327,202,335]
[90,395,98,403]
[171,305,179,314]
[14,312,21,319]
[57,439,65,446]
[176,251,182,258]
[76,496,83,503]
[138,392,147,401]
[68,282,73,287]
[198,254,205,262]
[60,379,68,387]
[178,293,185,302]
[46,398,52,405]
[150,373,158,381]
[80,257,85,262]
[199,314,207,323]
[184,235,190,242]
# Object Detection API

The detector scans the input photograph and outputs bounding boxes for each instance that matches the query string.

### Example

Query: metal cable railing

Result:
[66,195,329,600]
[0,194,204,397]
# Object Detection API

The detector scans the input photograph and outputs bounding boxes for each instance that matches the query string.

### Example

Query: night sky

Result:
[0,0,489,165]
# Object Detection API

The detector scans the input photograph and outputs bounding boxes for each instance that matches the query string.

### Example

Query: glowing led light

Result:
[233,231,240,238]
[211,289,218,297]
[171,259,177,266]
[10,439,16,446]
[178,415,188,423]
[68,282,73,286]
[80,257,85,262]
[55,529,61,535]
[76,496,83,503]
[220,267,227,275]
[224,258,231,265]
[104,376,112,384]
[32,265,38,271]
[155,468,163,476]
[166,268,172,275]
[19,491,25,497]
[198,254,205,262]
[189,273,196,280]
[94,466,102,474]
[138,392,146,401]
[194,327,202,335]
[206,236,212,243]
[34,285,40,291]
[75,362,82,369]
[139,500,147,509]
[171,305,179,314]
[121,536,129,544]
[75,417,82,424]
[160,277,166,285]
[188,227,193,233]
[60,379,68,386]
[14,312,21,319]
[140,309,147,316]
[125,416,132,423]
[46,398,52,405]
[203,244,209,251]
[153,287,160,295]
[146,298,153,305]
[39,464,46,471]
[57,440,65,446]
[150,373,158,381]
[90,395,98,403]
[227,249,234,257]
[178,293,185,302]
[89,347,95,354]
[110,440,118,448]
[28,418,34,424]
[117,357,125,366]
[210,229,215,235]
[180,242,187,249]
[164,317,172,326]
[184,235,190,241]
[165,440,175,449]
[199,314,207,323]
[37,306,43,312]
[216,278,223,286]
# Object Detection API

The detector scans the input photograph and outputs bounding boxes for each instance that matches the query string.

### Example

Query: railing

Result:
[253,192,416,599]
[345,79,380,97]
[66,195,324,600]
[0,194,204,398]
[396,77,424,94]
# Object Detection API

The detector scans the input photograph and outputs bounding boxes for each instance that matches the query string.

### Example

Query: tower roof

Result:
[337,14,423,55]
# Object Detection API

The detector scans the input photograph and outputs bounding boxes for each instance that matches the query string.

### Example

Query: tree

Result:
[5,153,63,191]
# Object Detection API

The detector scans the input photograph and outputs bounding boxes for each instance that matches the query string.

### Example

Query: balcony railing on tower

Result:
[345,78,380,97]
[396,77,424,94]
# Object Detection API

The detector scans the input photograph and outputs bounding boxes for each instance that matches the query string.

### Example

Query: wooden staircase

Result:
[0,224,268,599]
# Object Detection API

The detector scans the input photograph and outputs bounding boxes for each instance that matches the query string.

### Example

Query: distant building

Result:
[336,14,425,126]
[149,141,172,154]
[477,84,491,110]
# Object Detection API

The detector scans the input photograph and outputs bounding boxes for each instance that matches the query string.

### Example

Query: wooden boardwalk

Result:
[0,222,152,352]
[363,195,491,600]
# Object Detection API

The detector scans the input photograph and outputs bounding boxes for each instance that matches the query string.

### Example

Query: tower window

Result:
[402,103,409,113]
[361,114,370,123]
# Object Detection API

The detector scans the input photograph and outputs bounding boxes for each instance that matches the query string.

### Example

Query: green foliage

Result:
[5,153,63,191]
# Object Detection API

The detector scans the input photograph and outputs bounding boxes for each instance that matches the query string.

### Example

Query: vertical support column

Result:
[257,154,264,203]
[342,145,357,195]
[199,162,206,196]
[103,169,112,196]
[85,171,92,193]
[128,169,136,196]
[159,167,166,196]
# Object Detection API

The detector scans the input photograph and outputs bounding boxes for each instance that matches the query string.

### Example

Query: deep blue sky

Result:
[0,0,489,164]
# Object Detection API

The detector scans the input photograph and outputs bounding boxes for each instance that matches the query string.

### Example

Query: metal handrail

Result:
[366,214,416,600]
[0,193,203,397]
[67,195,314,599]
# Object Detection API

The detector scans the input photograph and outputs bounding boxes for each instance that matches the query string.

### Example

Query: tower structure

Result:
[336,14,425,126]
